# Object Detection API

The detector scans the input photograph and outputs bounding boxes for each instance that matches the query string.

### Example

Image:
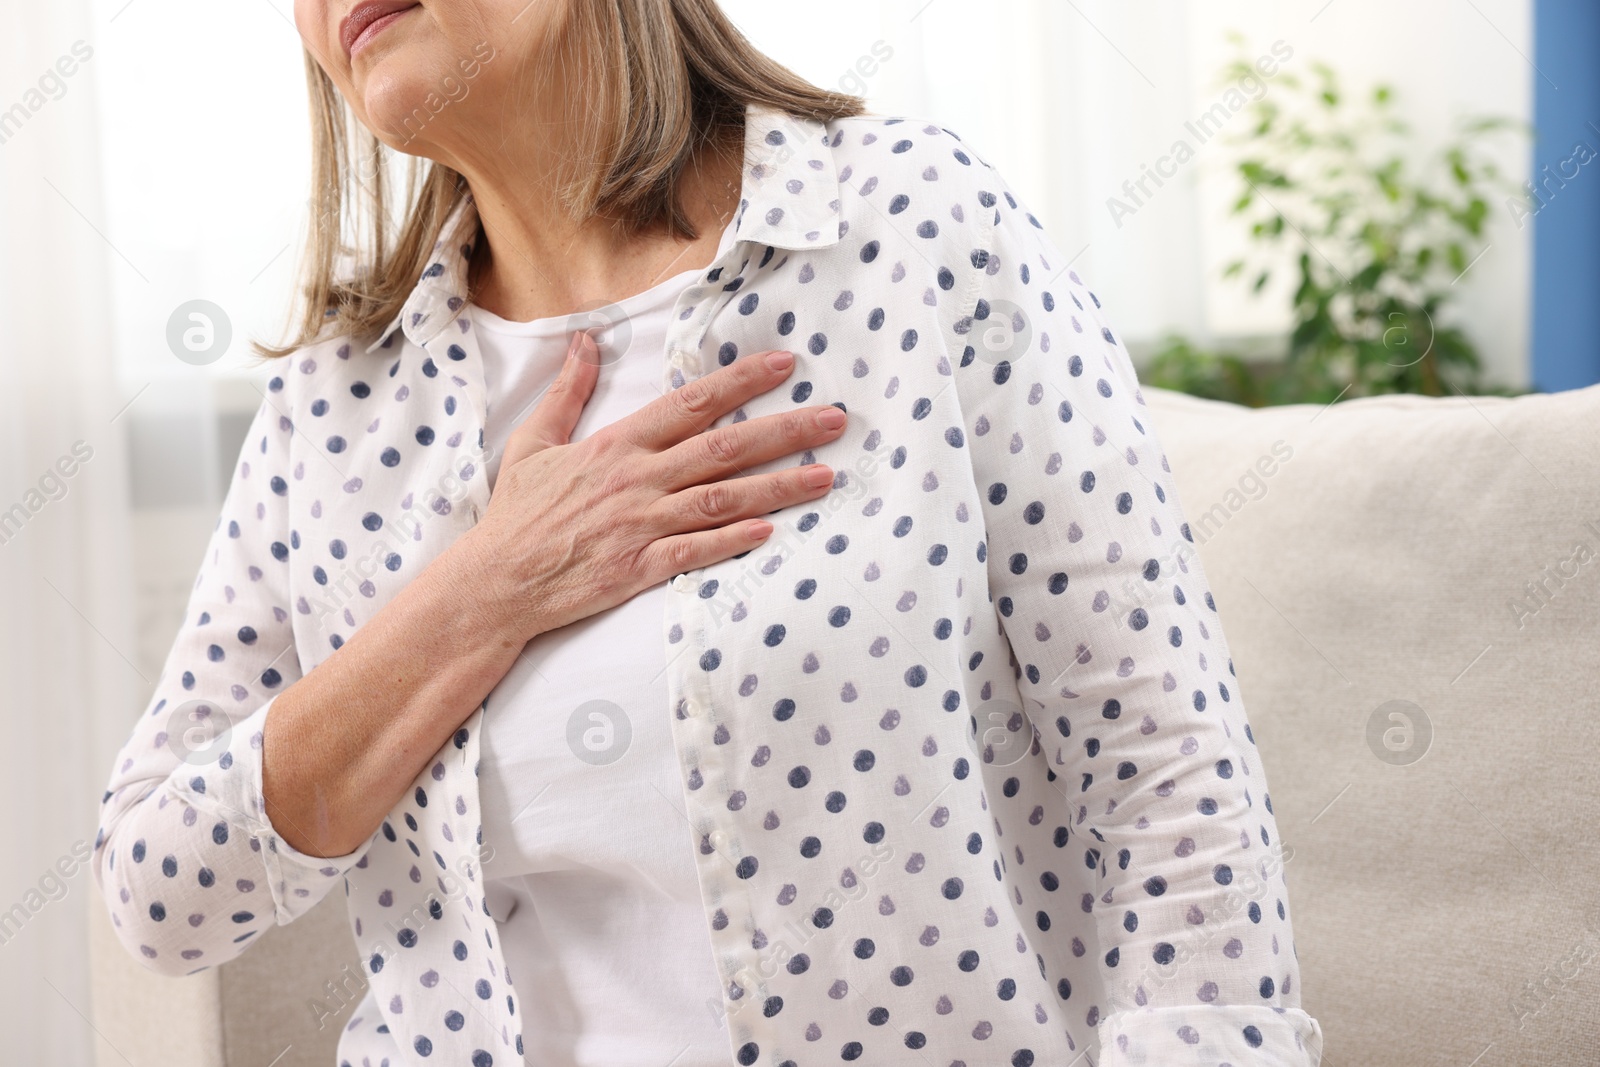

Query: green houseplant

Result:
[1143,47,1527,406]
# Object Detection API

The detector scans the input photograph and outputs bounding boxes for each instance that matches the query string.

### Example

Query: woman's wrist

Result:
[440,520,547,651]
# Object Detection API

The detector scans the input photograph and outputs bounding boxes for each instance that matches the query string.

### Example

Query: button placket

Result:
[663,562,755,1044]
[653,189,804,1065]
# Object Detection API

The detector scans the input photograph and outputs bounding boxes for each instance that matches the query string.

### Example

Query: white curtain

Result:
[0,1,135,1062]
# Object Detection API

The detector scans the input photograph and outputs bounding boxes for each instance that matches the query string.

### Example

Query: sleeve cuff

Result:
[1097,1005,1324,1066]
[167,692,372,925]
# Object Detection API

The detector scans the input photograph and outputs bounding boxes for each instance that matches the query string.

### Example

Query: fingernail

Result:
[573,330,600,365]
[765,350,794,370]
[803,464,834,487]
[816,407,845,429]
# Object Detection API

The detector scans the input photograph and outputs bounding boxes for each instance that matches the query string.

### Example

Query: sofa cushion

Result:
[1144,383,1600,1067]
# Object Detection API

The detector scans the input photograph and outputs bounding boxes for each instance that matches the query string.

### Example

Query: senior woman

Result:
[93,1,1324,1066]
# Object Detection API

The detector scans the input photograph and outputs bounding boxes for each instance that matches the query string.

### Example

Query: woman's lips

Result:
[342,1,419,58]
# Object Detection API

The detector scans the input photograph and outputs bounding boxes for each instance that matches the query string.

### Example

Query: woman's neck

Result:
[461,128,745,326]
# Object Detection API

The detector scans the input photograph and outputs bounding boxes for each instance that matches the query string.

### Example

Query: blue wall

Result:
[1531,0,1600,392]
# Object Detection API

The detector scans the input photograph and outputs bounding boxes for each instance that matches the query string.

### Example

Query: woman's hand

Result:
[459,329,846,642]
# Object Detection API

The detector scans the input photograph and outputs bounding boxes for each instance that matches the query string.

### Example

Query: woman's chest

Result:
[277,246,994,682]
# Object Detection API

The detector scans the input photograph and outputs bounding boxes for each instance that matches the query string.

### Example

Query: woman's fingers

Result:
[620,348,798,453]
[498,330,601,470]
[620,348,849,493]
[640,432,838,581]
[655,402,848,494]
[639,515,779,584]
[653,460,835,534]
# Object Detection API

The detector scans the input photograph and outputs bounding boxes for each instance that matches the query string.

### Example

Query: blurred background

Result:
[2,0,1594,1060]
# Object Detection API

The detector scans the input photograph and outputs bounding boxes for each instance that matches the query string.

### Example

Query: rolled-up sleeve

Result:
[92,379,369,978]
[943,160,1324,1064]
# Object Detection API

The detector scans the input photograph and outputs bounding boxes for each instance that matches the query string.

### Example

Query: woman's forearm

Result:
[260,525,532,858]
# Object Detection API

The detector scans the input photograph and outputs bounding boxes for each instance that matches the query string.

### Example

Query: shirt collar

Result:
[365,101,843,355]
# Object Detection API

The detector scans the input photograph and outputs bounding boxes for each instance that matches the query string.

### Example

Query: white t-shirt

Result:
[471,224,740,1067]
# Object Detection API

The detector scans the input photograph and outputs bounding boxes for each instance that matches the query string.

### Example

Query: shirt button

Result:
[671,574,693,593]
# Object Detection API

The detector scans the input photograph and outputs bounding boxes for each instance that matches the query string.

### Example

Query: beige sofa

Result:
[88,383,1600,1067]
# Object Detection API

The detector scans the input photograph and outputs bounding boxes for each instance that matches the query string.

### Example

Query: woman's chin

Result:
[362,78,448,149]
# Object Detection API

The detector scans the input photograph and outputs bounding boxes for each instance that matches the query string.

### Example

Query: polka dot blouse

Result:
[93,102,1325,1067]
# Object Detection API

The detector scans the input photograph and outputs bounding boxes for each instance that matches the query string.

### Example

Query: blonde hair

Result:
[255,0,868,358]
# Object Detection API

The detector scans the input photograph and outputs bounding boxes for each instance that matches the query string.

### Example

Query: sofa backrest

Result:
[1142,383,1600,1066]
